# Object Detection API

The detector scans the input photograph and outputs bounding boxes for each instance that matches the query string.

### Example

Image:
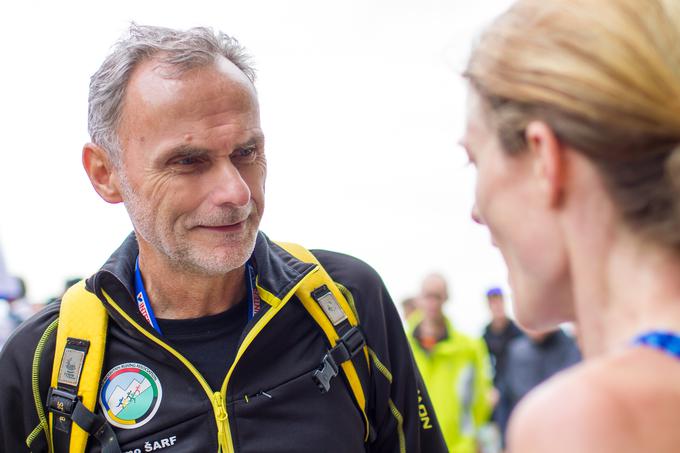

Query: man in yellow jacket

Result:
[409,274,493,453]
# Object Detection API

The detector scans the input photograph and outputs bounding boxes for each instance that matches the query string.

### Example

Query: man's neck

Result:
[137,249,247,320]
[420,316,447,339]
[490,317,509,333]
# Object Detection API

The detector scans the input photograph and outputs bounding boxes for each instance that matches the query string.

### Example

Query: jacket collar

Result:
[87,231,316,324]
[251,233,316,301]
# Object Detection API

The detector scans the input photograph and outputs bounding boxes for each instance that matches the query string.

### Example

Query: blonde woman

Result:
[461,0,680,452]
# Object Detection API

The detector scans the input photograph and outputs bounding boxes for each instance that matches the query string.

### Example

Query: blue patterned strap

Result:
[633,331,680,360]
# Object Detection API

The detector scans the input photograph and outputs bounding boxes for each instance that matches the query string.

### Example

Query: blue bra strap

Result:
[633,331,680,360]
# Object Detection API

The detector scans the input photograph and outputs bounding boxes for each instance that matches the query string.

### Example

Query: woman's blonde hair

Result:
[465,0,680,246]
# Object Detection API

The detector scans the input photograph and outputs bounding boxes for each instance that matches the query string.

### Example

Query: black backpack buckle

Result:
[312,354,339,393]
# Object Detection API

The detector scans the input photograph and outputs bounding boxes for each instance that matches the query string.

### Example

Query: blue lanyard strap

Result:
[134,256,261,334]
[245,260,260,321]
[633,331,680,360]
[134,257,163,334]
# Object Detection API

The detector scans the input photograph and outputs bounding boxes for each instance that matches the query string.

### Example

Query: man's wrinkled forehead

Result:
[116,56,259,143]
[128,55,255,105]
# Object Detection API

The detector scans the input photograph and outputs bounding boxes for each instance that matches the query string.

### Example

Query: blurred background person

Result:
[0,241,19,302]
[0,277,33,350]
[482,288,522,404]
[409,273,493,453]
[0,240,25,350]
[462,0,680,451]
[7,278,34,319]
[497,327,580,446]
[481,287,522,450]
[401,296,418,322]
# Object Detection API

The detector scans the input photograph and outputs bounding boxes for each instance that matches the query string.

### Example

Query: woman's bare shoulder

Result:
[507,348,680,453]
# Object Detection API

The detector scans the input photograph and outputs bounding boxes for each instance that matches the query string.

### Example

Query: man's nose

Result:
[210,161,251,207]
[471,203,484,225]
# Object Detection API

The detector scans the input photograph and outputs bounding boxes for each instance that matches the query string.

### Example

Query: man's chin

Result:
[171,227,257,273]
[179,256,248,276]
[186,242,255,273]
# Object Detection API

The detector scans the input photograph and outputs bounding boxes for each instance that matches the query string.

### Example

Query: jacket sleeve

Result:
[315,250,448,453]
[0,304,59,453]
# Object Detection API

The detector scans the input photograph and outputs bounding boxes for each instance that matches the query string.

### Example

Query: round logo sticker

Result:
[100,362,162,429]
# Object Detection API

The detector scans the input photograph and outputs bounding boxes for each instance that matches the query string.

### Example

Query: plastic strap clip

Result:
[312,327,366,393]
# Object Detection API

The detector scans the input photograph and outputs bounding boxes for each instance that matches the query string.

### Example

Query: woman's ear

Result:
[82,143,124,204]
[526,121,566,207]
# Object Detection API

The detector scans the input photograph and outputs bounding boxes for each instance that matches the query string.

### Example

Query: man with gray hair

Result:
[0,24,446,452]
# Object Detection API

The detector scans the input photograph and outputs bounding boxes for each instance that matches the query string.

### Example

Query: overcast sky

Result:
[0,0,514,334]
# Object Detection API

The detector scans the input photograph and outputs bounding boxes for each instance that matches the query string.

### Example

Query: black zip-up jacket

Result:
[0,232,447,452]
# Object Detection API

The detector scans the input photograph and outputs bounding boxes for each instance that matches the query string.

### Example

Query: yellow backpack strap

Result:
[47,280,121,453]
[276,242,371,441]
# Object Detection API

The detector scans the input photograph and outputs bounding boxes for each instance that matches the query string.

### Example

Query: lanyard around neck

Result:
[134,257,162,334]
[134,256,260,335]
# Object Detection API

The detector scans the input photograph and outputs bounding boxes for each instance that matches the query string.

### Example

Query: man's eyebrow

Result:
[235,133,265,149]
[161,145,211,160]
[160,133,265,161]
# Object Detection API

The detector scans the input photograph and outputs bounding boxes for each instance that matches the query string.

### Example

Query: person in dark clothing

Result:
[497,328,581,442]
[482,286,523,438]
[482,287,523,390]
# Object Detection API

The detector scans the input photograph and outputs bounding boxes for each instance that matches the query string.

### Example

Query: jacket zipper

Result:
[101,265,319,453]
[214,391,230,452]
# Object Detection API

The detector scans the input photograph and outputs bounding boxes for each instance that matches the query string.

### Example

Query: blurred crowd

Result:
[402,275,581,453]
[0,275,82,350]
[0,242,80,350]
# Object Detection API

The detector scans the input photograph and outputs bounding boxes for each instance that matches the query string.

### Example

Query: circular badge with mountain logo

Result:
[99,362,163,429]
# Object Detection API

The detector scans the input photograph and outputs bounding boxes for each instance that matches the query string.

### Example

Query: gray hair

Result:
[88,23,256,165]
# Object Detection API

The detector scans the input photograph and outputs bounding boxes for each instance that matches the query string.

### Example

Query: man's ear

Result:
[82,143,124,204]
[525,121,565,207]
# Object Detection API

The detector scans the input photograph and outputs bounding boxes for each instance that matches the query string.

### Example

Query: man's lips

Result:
[196,220,246,232]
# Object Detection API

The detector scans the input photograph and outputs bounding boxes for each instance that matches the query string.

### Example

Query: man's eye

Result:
[174,156,202,166]
[233,147,257,161]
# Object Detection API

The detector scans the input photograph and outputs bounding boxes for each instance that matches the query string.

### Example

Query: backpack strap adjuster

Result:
[313,326,366,393]
[47,387,79,419]
[330,327,366,363]
[47,385,122,452]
